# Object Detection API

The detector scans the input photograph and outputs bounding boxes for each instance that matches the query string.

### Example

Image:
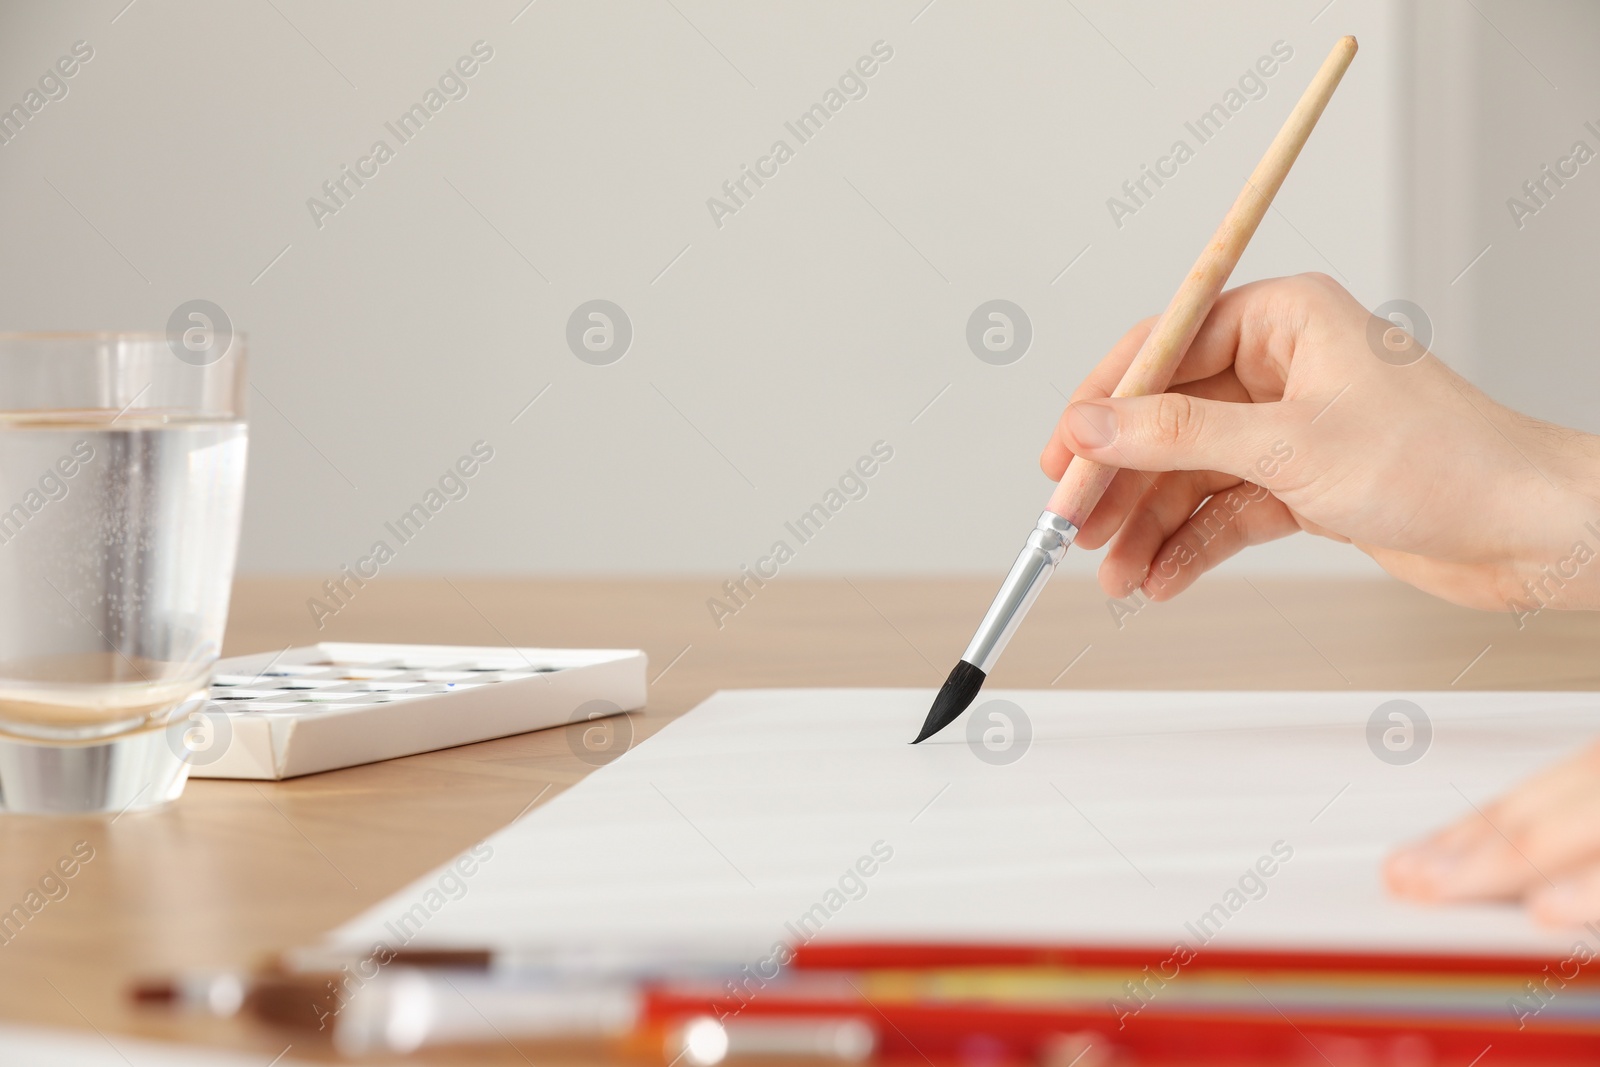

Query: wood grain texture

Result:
[1048,36,1358,526]
[3,571,1596,1063]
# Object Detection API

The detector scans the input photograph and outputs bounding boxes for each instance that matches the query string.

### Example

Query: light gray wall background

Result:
[0,1,1577,579]
[1402,0,1600,436]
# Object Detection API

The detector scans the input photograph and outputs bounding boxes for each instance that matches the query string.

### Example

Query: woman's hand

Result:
[1045,272,1600,926]
[1386,741,1600,927]
[1040,273,1600,613]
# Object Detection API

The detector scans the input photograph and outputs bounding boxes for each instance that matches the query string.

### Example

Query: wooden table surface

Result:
[2,575,1597,1063]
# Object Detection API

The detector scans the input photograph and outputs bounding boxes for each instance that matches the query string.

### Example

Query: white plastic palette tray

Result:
[188,642,647,780]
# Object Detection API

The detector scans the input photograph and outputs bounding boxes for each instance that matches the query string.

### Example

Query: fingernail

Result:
[1387,845,1462,898]
[1385,848,1429,892]
[1532,882,1592,926]
[1065,402,1118,449]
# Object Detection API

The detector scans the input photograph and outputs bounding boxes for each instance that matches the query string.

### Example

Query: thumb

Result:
[1059,393,1291,481]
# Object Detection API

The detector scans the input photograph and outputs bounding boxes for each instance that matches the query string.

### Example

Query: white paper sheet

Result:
[328,689,1600,958]
[0,1025,319,1066]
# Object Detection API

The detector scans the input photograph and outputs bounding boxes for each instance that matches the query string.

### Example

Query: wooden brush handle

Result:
[1047,35,1358,527]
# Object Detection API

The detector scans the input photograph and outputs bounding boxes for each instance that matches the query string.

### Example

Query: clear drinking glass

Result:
[0,331,247,813]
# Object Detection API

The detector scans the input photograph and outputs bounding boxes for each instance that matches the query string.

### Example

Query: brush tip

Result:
[912,660,987,743]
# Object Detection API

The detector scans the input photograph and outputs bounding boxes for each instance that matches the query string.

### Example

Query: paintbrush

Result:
[914,35,1359,744]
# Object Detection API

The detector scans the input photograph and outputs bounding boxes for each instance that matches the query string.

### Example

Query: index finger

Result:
[1066,279,1284,407]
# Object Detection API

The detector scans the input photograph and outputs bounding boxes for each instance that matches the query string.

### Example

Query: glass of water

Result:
[0,330,247,813]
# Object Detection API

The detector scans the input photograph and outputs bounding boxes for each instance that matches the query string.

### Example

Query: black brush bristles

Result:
[912,659,987,743]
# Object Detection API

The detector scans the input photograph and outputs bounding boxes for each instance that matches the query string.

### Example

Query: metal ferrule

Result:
[959,511,1078,674]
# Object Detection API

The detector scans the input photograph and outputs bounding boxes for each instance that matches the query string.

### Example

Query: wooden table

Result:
[2,576,1597,1062]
